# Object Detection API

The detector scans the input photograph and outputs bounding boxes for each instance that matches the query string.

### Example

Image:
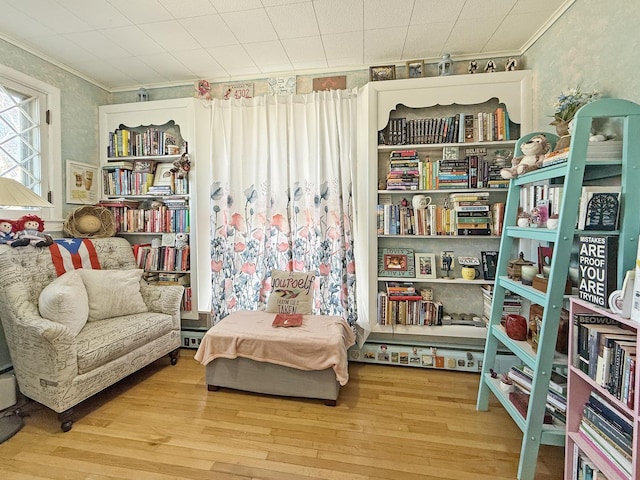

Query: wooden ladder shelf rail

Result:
[476,98,640,480]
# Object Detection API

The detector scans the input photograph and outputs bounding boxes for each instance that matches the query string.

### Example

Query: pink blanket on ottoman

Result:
[194,310,355,385]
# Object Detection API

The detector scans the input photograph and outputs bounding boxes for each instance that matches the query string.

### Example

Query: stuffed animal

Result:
[10,214,54,248]
[175,232,189,250]
[500,134,551,180]
[170,153,191,179]
[0,219,16,244]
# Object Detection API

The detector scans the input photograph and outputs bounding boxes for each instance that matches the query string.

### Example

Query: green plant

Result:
[552,84,601,123]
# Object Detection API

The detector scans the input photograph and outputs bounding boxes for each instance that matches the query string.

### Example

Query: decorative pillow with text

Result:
[79,269,148,321]
[265,270,315,314]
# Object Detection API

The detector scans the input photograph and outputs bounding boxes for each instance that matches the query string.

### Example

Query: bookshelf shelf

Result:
[99,98,198,321]
[565,297,639,480]
[357,71,532,357]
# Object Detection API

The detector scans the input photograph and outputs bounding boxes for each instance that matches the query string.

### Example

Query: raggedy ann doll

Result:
[10,214,53,247]
[0,219,16,244]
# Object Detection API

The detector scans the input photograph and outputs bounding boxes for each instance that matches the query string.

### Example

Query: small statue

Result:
[484,60,497,73]
[505,57,518,71]
[468,60,478,74]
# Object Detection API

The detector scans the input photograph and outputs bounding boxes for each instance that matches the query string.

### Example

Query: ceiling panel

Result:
[0,0,572,90]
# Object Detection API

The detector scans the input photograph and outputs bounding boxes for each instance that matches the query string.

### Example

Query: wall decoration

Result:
[369,65,396,82]
[268,76,297,95]
[66,160,98,205]
[378,247,415,278]
[415,253,437,279]
[222,83,254,100]
[406,60,424,78]
[312,75,347,91]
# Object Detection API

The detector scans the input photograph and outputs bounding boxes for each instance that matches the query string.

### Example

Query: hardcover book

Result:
[481,251,499,280]
[272,313,303,327]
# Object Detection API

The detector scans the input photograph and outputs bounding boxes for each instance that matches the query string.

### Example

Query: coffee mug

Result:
[461,266,480,280]
[411,195,432,210]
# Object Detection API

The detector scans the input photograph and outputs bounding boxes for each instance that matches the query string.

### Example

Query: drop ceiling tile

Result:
[484,11,550,51]
[244,41,292,69]
[323,31,363,65]
[364,27,406,63]
[9,0,92,34]
[221,9,278,43]
[71,59,139,88]
[512,0,568,14]
[410,0,465,24]
[64,31,130,60]
[282,36,326,64]
[314,0,363,34]
[266,2,320,39]
[180,14,238,48]
[107,0,174,24]
[261,0,310,6]
[22,35,97,66]
[364,0,414,30]
[158,0,219,18]
[0,3,54,39]
[99,26,166,56]
[137,52,193,81]
[138,21,201,51]
[210,0,264,13]
[458,0,516,20]
[58,0,132,29]
[445,18,498,55]
[176,49,227,77]
[403,23,451,59]
[105,56,167,85]
[206,44,261,76]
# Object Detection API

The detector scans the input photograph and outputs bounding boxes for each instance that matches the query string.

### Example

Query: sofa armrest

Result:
[140,283,184,326]
[1,306,78,385]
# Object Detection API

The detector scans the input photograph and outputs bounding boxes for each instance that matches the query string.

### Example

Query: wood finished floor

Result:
[0,350,564,479]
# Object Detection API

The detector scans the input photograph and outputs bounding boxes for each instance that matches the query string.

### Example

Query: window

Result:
[0,64,61,221]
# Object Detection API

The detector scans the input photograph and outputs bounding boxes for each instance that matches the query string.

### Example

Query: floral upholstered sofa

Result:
[0,237,183,431]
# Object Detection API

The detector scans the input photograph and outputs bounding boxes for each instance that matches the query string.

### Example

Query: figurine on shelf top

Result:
[505,58,518,71]
[0,219,16,244]
[484,60,497,73]
[499,134,551,179]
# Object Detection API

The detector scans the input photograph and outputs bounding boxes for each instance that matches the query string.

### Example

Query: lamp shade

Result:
[0,177,53,208]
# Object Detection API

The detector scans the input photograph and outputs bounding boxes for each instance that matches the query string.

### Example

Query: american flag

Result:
[49,239,100,276]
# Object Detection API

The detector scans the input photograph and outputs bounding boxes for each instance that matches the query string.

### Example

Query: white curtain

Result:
[208,90,358,327]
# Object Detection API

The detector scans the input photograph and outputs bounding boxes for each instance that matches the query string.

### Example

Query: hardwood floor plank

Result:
[0,352,563,479]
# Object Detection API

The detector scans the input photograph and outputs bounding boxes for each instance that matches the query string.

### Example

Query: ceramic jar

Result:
[505,314,528,341]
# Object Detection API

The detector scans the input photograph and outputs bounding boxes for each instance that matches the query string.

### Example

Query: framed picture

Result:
[378,248,415,278]
[66,160,99,204]
[415,253,437,279]
[369,65,396,82]
[153,163,174,187]
[406,60,424,78]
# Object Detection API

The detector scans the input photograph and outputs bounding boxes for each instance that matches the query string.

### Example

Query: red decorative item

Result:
[505,314,528,341]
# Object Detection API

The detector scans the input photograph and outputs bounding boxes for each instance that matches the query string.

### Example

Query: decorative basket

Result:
[63,205,116,238]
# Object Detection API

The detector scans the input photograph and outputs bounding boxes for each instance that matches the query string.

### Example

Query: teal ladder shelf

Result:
[476,98,640,480]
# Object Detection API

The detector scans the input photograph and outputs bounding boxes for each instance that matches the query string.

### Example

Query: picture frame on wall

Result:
[66,160,99,204]
[369,65,396,82]
[415,253,437,279]
[406,60,424,78]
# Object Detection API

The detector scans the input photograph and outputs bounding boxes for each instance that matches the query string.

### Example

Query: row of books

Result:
[102,167,189,196]
[572,444,611,480]
[507,364,567,424]
[577,391,633,478]
[377,193,501,237]
[573,312,636,406]
[480,284,521,326]
[107,127,180,157]
[377,291,444,326]
[380,108,511,146]
[99,203,190,234]
[134,244,190,272]
[382,150,509,191]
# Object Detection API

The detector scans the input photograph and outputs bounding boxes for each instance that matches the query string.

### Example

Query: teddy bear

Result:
[170,153,191,179]
[10,214,54,248]
[0,219,16,244]
[500,134,551,180]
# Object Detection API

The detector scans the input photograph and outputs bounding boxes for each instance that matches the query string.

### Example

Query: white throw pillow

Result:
[38,270,89,336]
[265,269,315,314]
[79,269,148,321]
